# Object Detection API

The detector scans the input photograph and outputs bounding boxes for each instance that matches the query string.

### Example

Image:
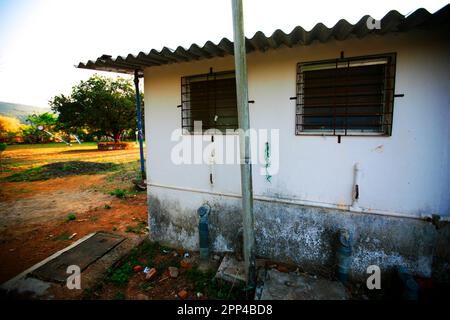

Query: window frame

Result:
[295,53,397,137]
[180,70,238,135]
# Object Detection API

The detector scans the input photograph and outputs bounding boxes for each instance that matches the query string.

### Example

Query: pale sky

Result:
[0,0,447,108]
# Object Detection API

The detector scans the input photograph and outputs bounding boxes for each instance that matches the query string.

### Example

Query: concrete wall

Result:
[144,29,450,279]
[148,187,438,280]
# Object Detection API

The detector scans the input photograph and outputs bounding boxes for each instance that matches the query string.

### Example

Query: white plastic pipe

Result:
[351,162,361,209]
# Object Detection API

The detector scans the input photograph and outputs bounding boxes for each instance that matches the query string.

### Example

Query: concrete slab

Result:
[30,232,124,283]
[1,232,97,296]
[256,269,349,300]
[215,255,246,283]
[1,232,147,299]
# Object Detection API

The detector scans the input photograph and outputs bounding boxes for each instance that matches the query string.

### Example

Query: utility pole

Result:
[231,0,256,287]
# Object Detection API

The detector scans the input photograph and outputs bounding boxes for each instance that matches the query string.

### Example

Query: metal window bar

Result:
[181,70,238,133]
[295,53,396,136]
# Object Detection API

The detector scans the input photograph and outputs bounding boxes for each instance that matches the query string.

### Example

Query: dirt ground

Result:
[0,143,250,301]
[82,240,250,300]
[0,143,148,284]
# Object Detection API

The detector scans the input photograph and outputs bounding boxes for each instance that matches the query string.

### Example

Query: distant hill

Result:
[0,101,51,123]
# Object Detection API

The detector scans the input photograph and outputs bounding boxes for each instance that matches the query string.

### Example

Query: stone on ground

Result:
[177,289,188,300]
[215,255,246,283]
[168,266,179,278]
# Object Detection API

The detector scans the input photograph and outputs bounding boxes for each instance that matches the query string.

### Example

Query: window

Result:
[295,54,396,136]
[181,71,238,133]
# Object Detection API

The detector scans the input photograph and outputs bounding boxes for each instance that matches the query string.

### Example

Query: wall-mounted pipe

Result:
[336,229,353,284]
[148,182,438,222]
[350,162,361,210]
[198,204,211,261]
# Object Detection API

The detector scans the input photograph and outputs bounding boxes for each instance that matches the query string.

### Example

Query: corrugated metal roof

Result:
[77,5,450,74]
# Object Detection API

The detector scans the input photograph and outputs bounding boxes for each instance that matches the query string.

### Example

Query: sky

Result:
[0,0,448,108]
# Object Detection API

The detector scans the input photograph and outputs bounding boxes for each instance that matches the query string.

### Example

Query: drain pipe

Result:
[134,70,146,182]
[198,204,211,261]
[350,162,361,210]
[336,229,353,284]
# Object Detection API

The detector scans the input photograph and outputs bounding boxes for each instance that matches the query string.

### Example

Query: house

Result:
[78,5,450,281]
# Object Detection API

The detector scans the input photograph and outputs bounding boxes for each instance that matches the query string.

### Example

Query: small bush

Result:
[108,263,134,287]
[106,247,140,286]
[110,188,126,199]
[66,213,77,221]
[185,268,247,299]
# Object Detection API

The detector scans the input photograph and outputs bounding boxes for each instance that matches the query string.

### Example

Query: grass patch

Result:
[185,268,248,300]
[53,233,71,241]
[5,166,46,182]
[4,142,98,151]
[66,213,76,221]
[107,260,136,287]
[110,188,127,199]
[5,161,119,182]
[104,204,112,209]
[106,240,158,287]
[85,240,251,300]
[125,221,147,234]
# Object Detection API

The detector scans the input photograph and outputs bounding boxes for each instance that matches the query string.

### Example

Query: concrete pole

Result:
[231,0,256,287]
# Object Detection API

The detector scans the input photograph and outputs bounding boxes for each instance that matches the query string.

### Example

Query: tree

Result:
[26,112,57,129]
[23,112,58,143]
[0,115,22,142]
[50,75,143,142]
[0,142,5,172]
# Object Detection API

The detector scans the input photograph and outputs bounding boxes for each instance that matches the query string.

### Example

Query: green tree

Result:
[0,115,22,143]
[23,112,58,143]
[21,112,58,143]
[50,75,143,142]
[26,112,57,128]
[0,142,6,172]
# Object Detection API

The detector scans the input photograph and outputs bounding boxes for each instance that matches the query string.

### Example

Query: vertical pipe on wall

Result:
[231,0,256,287]
[134,70,146,181]
[351,162,361,209]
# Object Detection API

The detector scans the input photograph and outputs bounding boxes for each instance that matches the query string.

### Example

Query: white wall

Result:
[144,29,450,218]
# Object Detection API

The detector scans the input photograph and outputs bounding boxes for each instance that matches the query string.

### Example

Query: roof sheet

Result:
[77,5,450,74]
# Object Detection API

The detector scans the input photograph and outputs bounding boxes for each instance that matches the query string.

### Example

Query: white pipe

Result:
[350,162,361,210]
[147,182,432,221]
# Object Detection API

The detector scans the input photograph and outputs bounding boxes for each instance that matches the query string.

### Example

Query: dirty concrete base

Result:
[215,255,348,300]
[215,255,246,283]
[148,187,449,282]
[255,269,349,300]
[0,232,147,300]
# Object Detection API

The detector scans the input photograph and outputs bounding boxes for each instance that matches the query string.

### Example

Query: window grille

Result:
[181,71,238,133]
[295,54,396,136]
